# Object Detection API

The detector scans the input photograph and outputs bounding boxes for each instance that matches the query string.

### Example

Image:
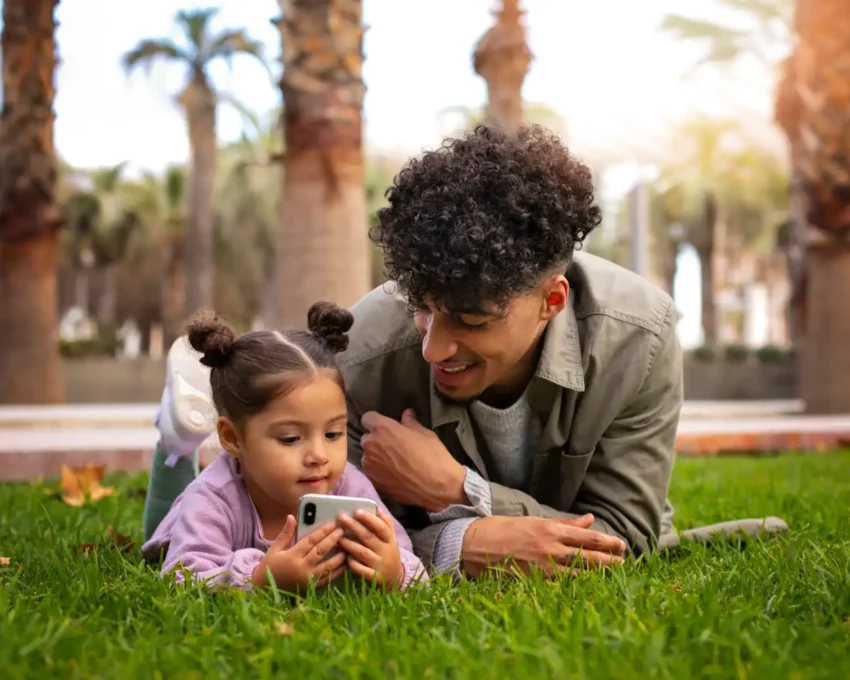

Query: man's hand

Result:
[460,514,627,578]
[360,409,466,512]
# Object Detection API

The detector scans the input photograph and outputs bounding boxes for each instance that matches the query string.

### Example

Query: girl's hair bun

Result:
[307,301,354,353]
[186,310,237,368]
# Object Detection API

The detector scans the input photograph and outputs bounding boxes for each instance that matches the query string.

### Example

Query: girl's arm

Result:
[159,484,266,591]
[340,464,429,589]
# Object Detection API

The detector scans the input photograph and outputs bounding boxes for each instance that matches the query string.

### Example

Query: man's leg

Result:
[657,517,790,553]
[142,336,217,542]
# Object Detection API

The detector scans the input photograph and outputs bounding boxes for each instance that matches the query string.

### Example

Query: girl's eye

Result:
[325,431,345,441]
[277,436,299,446]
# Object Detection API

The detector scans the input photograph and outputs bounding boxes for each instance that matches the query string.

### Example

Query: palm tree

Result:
[65,164,143,326]
[660,1,804,341]
[776,0,850,413]
[122,9,265,320]
[124,167,189,348]
[473,0,533,133]
[216,112,281,329]
[0,0,65,404]
[272,0,371,328]
[437,102,567,140]
[661,118,745,344]
[661,0,793,72]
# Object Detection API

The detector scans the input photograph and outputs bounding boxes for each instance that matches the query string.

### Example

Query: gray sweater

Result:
[429,390,542,574]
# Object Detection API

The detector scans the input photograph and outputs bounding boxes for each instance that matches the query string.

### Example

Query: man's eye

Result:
[325,431,345,441]
[457,319,490,331]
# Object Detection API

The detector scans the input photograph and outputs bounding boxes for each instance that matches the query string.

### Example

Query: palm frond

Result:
[217,91,264,141]
[122,39,189,75]
[163,166,187,213]
[66,191,101,240]
[207,30,269,76]
[90,162,128,194]
[175,8,219,57]
[661,15,748,64]
[719,0,794,29]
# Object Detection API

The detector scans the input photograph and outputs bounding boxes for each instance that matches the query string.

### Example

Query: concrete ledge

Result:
[2,448,154,483]
[0,447,219,483]
[58,356,800,404]
[3,427,848,482]
[676,431,850,456]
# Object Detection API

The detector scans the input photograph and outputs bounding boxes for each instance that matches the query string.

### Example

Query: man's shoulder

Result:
[569,251,675,337]
[339,282,421,367]
[338,283,430,421]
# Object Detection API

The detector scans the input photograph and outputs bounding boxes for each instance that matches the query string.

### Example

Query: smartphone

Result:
[296,494,379,557]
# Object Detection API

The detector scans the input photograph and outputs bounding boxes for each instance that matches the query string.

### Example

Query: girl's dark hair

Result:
[186,301,354,423]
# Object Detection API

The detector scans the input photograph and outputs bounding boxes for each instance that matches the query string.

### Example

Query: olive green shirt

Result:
[338,251,682,569]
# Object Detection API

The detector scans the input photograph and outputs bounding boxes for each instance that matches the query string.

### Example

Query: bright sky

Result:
[51,0,782,173]
[40,0,787,346]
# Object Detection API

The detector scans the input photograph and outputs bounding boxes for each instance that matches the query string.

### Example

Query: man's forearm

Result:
[429,468,492,521]
[425,470,493,575]
[488,481,628,544]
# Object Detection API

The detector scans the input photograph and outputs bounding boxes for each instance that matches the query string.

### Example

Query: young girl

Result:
[141,302,427,593]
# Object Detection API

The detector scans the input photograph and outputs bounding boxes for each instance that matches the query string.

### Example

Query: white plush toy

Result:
[156,336,219,466]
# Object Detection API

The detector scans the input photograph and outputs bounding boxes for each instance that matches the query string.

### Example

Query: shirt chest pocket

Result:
[558,447,595,510]
[527,446,593,510]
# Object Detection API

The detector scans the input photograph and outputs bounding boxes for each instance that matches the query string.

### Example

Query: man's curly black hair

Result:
[370,124,602,313]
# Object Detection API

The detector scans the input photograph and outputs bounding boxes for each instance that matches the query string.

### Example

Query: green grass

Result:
[2,453,849,680]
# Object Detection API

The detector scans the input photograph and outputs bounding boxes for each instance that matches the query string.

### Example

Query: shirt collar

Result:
[429,301,585,428]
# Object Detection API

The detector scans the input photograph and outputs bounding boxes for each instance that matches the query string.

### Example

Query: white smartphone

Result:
[296,494,379,557]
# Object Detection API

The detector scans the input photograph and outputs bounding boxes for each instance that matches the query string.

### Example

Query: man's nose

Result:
[421,318,459,364]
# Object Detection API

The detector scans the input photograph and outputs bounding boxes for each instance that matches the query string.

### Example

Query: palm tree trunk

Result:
[801,243,850,413]
[786,0,850,413]
[473,0,532,133]
[161,242,186,348]
[696,193,718,345]
[75,267,89,311]
[273,0,371,328]
[0,238,65,403]
[181,80,216,318]
[98,264,117,325]
[259,243,276,329]
[0,0,65,404]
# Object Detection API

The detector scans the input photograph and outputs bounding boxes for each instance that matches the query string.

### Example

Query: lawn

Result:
[2,452,849,680]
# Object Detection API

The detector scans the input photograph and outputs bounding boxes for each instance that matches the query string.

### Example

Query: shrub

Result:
[756,345,790,364]
[59,324,120,358]
[723,344,751,362]
[691,345,718,362]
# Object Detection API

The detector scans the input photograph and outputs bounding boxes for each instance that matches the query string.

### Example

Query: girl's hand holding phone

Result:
[337,509,404,590]
[251,515,347,593]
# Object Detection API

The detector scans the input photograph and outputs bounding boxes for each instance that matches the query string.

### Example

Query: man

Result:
[144,125,786,576]
[335,124,673,576]
[337,124,785,577]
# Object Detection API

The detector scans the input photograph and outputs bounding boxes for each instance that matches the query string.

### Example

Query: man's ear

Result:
[541,276,569,320]
[217,417,242,457]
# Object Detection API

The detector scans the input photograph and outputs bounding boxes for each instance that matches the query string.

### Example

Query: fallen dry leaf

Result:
[60,464,116,506]
[0,557,10,566]
[276,622,295,636]
[75,526,136,555]
[106,525,135,551]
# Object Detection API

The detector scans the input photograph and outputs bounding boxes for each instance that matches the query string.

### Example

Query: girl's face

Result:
[218,373,349,513]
